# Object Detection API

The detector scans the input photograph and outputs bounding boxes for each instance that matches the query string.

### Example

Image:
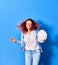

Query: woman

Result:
[11,18,45,65]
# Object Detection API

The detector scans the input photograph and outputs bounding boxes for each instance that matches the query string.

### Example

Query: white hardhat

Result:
[38,30,47,43]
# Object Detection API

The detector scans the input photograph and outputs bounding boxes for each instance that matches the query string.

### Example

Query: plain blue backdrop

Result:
[0,0,58,65]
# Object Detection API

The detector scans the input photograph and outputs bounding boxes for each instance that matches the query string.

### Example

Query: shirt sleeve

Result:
[16,33,24,45]
[16,40,21,44]
[20,33,25,48]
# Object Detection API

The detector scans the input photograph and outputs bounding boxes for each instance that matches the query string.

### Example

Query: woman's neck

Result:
[27,29,33,34]
[28,29,31,32]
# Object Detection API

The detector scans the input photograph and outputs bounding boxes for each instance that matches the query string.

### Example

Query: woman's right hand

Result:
[10,37,17,43]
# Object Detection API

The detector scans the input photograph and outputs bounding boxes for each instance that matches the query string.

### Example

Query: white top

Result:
[23,30,40,50]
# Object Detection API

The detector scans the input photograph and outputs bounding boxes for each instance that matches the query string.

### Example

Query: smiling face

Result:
[26,20,32,31]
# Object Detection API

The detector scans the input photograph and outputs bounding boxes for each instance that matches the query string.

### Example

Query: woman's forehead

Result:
[26,20,32,24]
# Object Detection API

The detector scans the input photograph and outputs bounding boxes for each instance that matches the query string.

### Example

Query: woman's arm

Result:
[10,37,21,44]
[20,33,25,48]
[10,33,25,50]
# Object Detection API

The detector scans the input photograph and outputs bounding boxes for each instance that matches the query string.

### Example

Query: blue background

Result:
[0,0,58,65]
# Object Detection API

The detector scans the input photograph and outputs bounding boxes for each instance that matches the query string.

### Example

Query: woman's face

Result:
[26,20,32,30]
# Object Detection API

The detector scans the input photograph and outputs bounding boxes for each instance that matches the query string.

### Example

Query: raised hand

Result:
[10,37,17,43]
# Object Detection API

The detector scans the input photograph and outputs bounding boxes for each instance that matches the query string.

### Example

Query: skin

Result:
[26,20,32,33]
[11,20,33,43]
[10,37,17,43]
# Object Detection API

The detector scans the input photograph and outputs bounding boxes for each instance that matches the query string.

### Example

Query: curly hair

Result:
[17,18,40,34]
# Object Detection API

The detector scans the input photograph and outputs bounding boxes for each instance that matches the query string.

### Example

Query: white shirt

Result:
[23,30,40,50]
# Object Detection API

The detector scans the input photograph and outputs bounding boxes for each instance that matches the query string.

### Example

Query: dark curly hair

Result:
[17,18,40,34]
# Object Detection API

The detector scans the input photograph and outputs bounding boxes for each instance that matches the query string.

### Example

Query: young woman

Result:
[11,18,45,65]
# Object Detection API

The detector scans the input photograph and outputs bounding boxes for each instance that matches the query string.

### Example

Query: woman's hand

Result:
[10,37,17,43]
[40,39,46,41]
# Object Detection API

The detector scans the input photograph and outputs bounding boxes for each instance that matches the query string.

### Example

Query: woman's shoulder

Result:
[33,29,39,32]
[33,30,39,35]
